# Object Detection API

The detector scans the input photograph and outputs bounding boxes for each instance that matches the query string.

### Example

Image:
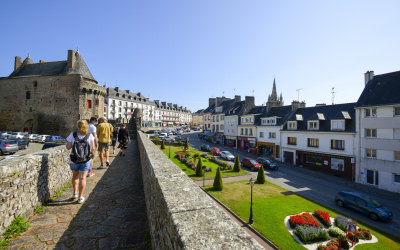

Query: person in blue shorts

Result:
[66,120,95,204]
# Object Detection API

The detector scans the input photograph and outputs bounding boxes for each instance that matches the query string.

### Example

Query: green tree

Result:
[195,158,204,177]
[161,139,166,149]
[184,137,189,151]
[213,167,223,191]
[233,154,241,172]
[256,165,266,184]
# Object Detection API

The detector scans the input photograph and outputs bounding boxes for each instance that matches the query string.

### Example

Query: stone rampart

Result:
[137,132,263,249]
[0,146,71,235]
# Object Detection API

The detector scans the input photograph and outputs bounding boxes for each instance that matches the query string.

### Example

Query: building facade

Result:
[0,50,105,137]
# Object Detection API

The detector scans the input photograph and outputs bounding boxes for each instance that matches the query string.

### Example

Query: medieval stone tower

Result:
[266,78,284,110]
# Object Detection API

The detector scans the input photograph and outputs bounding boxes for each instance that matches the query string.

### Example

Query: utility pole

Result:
[296,88,303,102]
[331,87,335,105]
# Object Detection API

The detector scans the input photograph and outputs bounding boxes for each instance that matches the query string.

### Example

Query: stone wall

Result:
[137,132,263,249]
[0,146,71,235]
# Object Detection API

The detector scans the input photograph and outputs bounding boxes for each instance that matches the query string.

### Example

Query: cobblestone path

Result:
[7,140,150,250]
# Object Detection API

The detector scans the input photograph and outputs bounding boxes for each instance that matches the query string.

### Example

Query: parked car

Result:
[241,157,262,171]
[163,136,174,142]
[145,130,156,134]
[45,136,66,143]
[335,191,393,221]
[35,135,50,143]
[200,144,210,151]
[220,151,235,161]
[210,147,221,156]
[0,140,19,155]
[10,132,25,139]
[28,134,40,142]
[256,157,279,170]
[0,131,12,139]
[13,139,30,150]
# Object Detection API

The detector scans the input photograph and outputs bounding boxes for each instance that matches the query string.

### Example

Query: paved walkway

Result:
[7,140,150,250]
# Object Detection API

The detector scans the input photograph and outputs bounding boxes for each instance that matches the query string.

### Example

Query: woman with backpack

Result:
[66,120,95,204]
[117,124,130,156]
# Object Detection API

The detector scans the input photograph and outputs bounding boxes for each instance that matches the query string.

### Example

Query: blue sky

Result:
[1,1,399,112]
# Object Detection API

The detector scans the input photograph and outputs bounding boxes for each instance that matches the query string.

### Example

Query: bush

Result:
[294,225,329,244]
[184,138,189,151]
[195,158,204,177]
[213,167,223,191]
[289,212,321,228]
[326,238,340,250]
[256,165,266,184]
[194,153,200,158]
[233,154,241,172]
[328,227,346,238]
[201,153,207,158]
[335,215,351,231]
[314,210,332,227]
[357,227,372,240]
[161,140,166,149]
[338,236,350,249]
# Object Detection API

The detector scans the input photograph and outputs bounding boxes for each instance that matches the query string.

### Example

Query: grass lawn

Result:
[160,145,249,180]
[206,180,400,249]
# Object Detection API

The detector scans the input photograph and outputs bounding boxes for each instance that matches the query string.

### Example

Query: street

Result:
[0,142,60,161]
[182,132,400,238]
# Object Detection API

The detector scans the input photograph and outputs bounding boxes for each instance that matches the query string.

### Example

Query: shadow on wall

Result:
[36,153,50,202]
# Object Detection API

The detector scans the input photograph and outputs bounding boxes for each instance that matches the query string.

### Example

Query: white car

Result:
[220,151,235,161]
[28,134,40,142]
[35,135,50,143]
[10,132,25,139]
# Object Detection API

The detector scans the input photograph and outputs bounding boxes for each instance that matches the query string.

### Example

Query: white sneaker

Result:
[113,150,115,154]
[73,193,78,198]
[78,197,85,204]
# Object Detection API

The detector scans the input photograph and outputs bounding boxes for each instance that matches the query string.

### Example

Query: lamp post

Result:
[168,140,171,158]
[202,166,206,187]
[249,177,255,224]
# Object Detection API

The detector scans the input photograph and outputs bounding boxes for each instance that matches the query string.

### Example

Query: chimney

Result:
[115,87,119,92]
[245,96,255,106]
[235,95,241,102]
[364,70,374,86]
[14,56,23,71]
[67,50,76,69]
[209,98,216,107]
[292,100,306,111]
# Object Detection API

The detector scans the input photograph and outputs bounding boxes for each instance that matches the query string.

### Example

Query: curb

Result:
[200,187,280,250]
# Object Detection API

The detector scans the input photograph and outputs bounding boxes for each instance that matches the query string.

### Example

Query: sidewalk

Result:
[6,141,150,250]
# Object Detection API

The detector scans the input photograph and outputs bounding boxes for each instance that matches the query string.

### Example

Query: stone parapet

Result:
[0,146,71,235]
[137,132,263,249]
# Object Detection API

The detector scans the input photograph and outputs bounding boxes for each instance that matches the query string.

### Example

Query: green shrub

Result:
[256,165,266,184]
[335,215,351,231]
[213,167,223,191]
[338,236,350,249]
[233,154,241,172]
[357,227,372,240]
[0,215,30,248]
[161,140,166,149]
[294,225,329,244]
[328,226,346,238]
[184,138,189,151]
[195,158,204,177]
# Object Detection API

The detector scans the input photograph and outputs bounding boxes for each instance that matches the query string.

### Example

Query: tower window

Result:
[26,91,31,99]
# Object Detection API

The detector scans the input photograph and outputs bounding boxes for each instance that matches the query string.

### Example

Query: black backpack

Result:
[70,132,92,164]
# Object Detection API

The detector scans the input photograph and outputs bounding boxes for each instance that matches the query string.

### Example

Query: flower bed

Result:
[314,210,332,228]
[328,226,346,238]
[294,225,329,244]
[289,212,321,228]
[317,236,349,250]
[335,215,351,231]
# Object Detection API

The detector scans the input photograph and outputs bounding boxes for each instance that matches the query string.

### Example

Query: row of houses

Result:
[104,87,192,127]
[202,71,400,193]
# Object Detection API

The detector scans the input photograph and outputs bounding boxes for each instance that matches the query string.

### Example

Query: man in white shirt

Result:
[88,117,98,177]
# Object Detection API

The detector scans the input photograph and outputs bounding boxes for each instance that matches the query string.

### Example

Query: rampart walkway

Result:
[7,141,150,250]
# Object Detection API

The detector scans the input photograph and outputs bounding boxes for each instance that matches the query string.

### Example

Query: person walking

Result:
[66,120,95,204]
[118,124,130,156]
[111,125,119,154]
[97,117,113,169]
[87,117,98,177]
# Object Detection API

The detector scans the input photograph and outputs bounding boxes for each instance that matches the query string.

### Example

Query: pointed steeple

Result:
[23,54,33,65]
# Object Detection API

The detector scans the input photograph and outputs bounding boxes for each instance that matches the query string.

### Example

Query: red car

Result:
[241,157,261,171]
[210,147,221,156]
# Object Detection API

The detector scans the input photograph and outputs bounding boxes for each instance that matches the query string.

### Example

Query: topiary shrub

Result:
[184,138,189,151]
[233,154,241,172]
[161,140,166,149]
[213,167,223,191]
[195,158,204,177]
[256,165,266,184]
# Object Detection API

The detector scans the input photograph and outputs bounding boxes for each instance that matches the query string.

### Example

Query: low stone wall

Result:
[0,146,71,235]
[137,132,263,249]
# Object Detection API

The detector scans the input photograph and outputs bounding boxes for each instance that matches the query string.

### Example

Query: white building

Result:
[355,70,400,193]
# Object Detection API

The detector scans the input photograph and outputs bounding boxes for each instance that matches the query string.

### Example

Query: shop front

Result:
[237,136,257,154]
[296,150,354,180]
[225,136,237,148]
[257,142,275,158]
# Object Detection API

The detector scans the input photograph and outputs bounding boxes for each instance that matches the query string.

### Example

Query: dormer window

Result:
[331,120,345,131]
[365,108,376,117]
[288,121,297,130]
[308,120,319,130]
[216,106,222,112]
[116,93,119,97]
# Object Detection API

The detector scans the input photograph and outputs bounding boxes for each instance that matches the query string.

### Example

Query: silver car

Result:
[0,140,19,155]
[220,151,235,161]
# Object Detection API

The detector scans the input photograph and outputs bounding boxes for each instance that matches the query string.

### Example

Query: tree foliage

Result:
[195,157,204,177]
[184,138,189,151]
[233,154,241,172]
[256,165,266,184]
[161,139,166,149]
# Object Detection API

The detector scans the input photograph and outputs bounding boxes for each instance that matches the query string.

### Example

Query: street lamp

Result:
[168,140,171,158]
[249,177,255,224]
[202,166,206,187]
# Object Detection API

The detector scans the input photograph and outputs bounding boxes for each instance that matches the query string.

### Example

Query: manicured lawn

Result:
[160,145,249,180]
[206,180,400,249]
